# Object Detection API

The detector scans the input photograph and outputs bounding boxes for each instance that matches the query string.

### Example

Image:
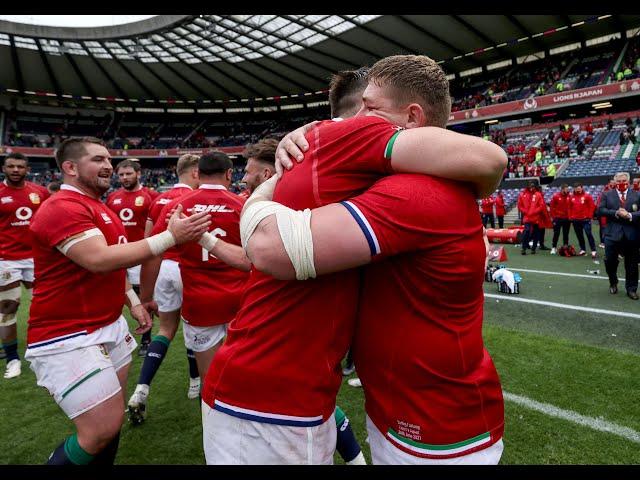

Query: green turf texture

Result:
[1,223,639,464]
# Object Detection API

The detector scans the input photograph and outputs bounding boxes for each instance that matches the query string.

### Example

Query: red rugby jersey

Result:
[105,187,152,243]
[202,115,400,425]
[142,186,160,200]
[148,184,193,261]
[151,185,248,327]
[0,180,49,260]
[345,174,504,459]
[28,185,127,347]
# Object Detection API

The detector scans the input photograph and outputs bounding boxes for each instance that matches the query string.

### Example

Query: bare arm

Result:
[247,203,370,280]
[204,238,252,272]
[274,122,508,198]
[389,128,507,198]
[139,255,162,303]
[144,219,154,237]
[61,207,211,274]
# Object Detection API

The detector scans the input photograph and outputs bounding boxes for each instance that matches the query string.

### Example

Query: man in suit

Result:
[596,172,640,300]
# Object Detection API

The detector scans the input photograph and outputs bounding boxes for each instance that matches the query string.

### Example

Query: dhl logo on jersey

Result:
[190,204,234,214]
[29,193,41,205]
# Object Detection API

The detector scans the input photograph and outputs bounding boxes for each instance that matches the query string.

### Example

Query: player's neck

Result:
[63,179,102,200]
[124,183,142,192]
[3,178,26,189]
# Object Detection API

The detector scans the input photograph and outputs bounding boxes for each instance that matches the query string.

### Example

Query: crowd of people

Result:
[479,175,640,300]
[1,54,513,466]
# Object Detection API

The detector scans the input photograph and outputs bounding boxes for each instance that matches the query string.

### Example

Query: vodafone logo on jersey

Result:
[191,204,234,214]
[15,206,33,220]
[119,208,134,221]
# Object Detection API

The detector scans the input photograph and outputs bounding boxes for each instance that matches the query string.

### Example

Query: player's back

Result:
[349,174,503,453]
[0,181,49,260]
[171,186,248,326]
[204,116,401,422]
[148,184,193,260]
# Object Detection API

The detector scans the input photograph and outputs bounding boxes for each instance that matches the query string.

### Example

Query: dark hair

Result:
[55,137,106,170]
[47,181,61,192]
[243,138,278,166]
[116,159,141,173]
[573,182,583,188]
[527,180,538,188]
[198,151,232,176]
[4,152,28,165]
[329,67,369,118]
[561,183,569,189]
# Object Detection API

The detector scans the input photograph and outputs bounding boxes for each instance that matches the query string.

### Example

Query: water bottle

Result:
[586,269,600,275]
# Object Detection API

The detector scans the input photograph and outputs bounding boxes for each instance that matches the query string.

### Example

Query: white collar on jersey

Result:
[60,184,88,196]
[199,184,227,190]
[173,183,192,190]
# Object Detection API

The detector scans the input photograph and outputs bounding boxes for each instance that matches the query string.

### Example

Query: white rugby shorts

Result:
[126,264,141,286]
[366,415,504,465]
[154,259,183,313]
[182,320,226,353]
[26,316,137,419]
[0,258,34,287]
[202,402,336,465]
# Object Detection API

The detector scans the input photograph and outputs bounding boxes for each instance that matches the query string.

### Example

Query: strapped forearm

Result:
[200,232,251,272]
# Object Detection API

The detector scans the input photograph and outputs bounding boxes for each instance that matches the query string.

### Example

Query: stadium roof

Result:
[1,14,639,106]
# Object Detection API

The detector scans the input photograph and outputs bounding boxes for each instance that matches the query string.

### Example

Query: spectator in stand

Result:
[607,118,614,131]
[520,181,543,255]
[550,184,571,255]
[596,172,639,300]
[480,195,496,228]
[495,190,506,228]
[632,177,640,192]
[569,183,598,259]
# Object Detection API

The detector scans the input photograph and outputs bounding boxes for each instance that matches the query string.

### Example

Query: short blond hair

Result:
[176,154,200,176]
[367,55,451,128]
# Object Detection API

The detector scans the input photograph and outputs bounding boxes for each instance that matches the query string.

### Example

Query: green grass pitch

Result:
[1,224,639,464]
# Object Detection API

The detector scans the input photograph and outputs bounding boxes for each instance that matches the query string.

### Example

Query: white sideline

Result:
[484,294,640,319]
[512,268,625,282]
[504,391,640,444]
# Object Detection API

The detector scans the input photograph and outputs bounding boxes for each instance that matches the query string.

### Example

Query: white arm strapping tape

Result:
[240,200,316,281]
[126,288,141,308]
[146,230,176,256]
[198,231,219,252]
[57,228,104,255]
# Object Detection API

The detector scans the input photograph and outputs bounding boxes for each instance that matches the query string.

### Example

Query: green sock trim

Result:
[334,406,346,427]
[2,340,17,348]
[153,335,171,347]
[63,434,94,465]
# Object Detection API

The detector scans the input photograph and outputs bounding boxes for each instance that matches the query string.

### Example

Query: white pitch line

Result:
[511,267,624,282]
[485,294,640,319]
[504,391,640,444]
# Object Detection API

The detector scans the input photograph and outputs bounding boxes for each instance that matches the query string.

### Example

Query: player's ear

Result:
[226,168,232,182]
[61,160,77,177]
[405,103,426,129]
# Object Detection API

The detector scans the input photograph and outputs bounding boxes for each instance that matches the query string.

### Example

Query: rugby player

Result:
[26,137,210,465]
[151,151,250,380]
[105,159,153,356]
[128,154,202,424]
[243,55,506,464]
[0,152,49,378]
[222,130,368,465]
[200,55,506,464]
[241,138,279,194]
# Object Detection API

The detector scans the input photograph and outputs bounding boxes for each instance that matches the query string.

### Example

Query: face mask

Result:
[617,182,629,192]
[633,183,640,191]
